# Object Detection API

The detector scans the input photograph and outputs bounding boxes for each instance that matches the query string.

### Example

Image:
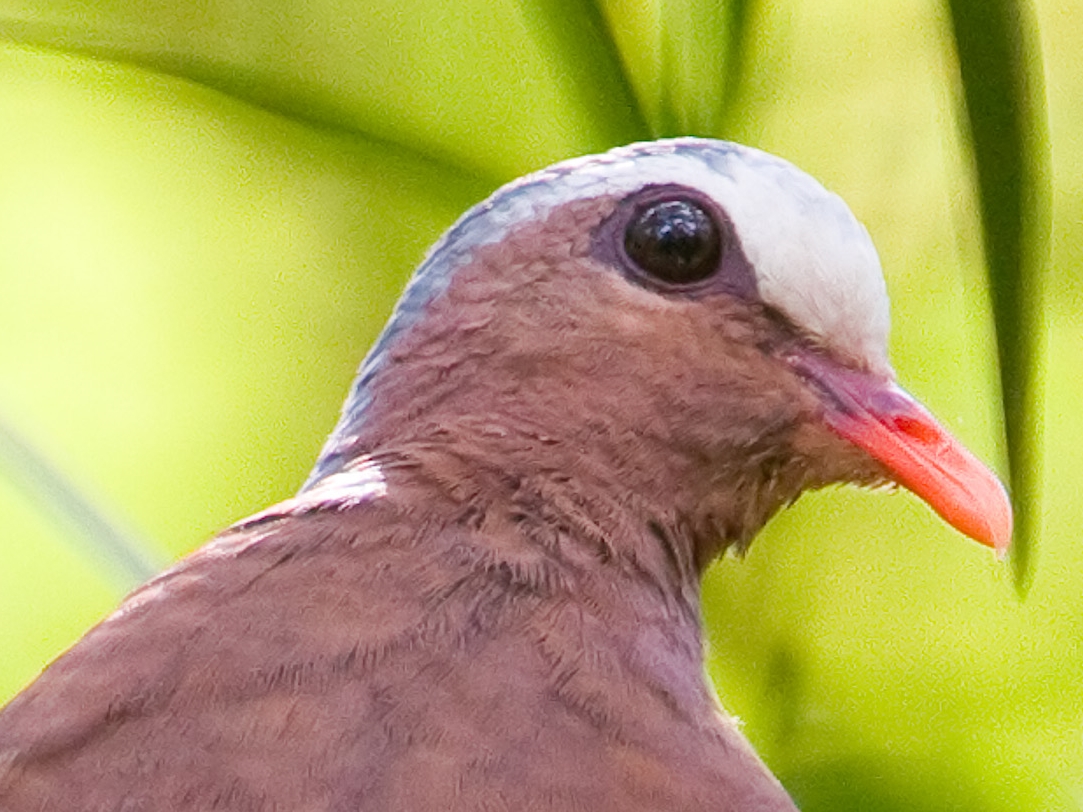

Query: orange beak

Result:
[794,354,1013,555]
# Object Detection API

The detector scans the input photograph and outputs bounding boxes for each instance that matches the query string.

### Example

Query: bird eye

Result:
[623,198,721,285]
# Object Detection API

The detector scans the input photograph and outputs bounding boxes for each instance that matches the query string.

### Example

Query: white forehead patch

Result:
[402,137,891,374]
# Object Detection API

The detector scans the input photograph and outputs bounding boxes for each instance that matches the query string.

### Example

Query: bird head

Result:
[308,138,1011,566]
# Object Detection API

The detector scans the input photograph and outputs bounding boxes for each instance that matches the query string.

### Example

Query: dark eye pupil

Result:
[624,199,721,284]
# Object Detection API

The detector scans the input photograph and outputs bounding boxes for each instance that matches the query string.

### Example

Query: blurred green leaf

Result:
[597,0,753,136]
[783,752,1078,812]
[0,413,156,586]
[518,0,649,143]
[945,0,1051,589]
[0,0,634,179]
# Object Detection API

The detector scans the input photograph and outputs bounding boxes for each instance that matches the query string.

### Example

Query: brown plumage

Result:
[0,139,1010,810]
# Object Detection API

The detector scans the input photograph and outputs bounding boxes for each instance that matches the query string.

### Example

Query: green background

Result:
[0,0,1076,809]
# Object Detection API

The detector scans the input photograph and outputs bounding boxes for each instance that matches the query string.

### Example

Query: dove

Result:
[0,138,1011,811]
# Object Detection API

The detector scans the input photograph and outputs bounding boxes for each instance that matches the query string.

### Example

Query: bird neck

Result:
[305,429,721,723]
[346,414,712,588]
[400,441,725,726]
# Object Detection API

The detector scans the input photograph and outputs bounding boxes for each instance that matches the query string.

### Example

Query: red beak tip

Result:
[954,481,1012,557]
[989,501,1014,561]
